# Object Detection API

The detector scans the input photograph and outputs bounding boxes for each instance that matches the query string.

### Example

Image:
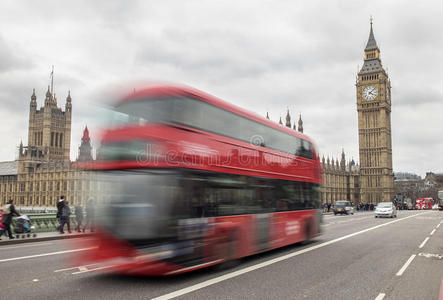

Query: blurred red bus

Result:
[416,197,433,210]
[78,85,322,276]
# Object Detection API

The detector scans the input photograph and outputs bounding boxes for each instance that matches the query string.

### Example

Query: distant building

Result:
[394,172,442,200]
[0,86,96,206]
[77,126,93,162]
[320,151,360,204]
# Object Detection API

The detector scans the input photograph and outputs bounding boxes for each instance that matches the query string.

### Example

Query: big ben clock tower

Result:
[356,20,394,204]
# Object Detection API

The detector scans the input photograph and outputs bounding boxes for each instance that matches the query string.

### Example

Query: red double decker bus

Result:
[77,85,322,276]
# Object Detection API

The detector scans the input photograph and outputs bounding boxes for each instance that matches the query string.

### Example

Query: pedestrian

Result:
[327,203,331,212]
[83,199,95,233]
[56,195,65,231]
[74,203,84,233]
[2,199,21,239]
[59,200,72,234]
[0,209,5,240]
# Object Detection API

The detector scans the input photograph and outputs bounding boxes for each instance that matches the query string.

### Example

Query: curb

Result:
[0,233,93,246]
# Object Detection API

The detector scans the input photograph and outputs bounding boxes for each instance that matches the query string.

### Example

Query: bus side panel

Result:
[212,215,256,258]
[270,210,317,249]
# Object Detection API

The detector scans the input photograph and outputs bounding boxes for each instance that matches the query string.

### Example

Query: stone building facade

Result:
[269,110,361,205]
[0,87,96,207]
[320,152,360,204]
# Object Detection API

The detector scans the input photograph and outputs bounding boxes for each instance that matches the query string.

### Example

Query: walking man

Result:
[2,199,20,239]
[59,200,72,234]
[56,195,65,231]
[83,199,95,233]
[74,203,84,233]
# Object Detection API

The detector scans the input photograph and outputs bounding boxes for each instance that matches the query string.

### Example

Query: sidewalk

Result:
[0,231,92,246]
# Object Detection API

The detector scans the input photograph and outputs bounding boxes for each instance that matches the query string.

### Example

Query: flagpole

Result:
[50,65,54,95]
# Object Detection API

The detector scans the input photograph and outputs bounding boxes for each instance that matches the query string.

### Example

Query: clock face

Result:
[362,85,378,100]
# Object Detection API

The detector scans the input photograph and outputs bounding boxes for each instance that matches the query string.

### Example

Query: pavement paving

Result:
[0,210,442,300]
[0,230,93,245]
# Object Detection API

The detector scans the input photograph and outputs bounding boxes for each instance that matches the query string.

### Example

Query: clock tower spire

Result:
[356,19,394,204]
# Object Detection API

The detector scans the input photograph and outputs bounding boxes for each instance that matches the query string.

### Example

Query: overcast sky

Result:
[1,0,442,177]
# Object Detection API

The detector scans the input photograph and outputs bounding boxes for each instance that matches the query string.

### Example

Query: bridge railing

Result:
[10,214,84,233]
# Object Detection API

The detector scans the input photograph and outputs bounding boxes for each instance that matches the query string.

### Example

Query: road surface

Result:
[0,210,442,300]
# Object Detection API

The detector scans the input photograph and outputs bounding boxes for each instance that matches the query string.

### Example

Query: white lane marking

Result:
[323,216,374,226]
[165,260,223,275]
[419,237,430,249]
[396,255,416,276]
[0,247,95,263]
[418,253,443,260]
[431,229,436,235]
[54,266,79,272]
[374,293,386,300]
[72,265,114,275]
[54,263,100,273]
[32,279,39,282]
[152,212,425,300]
[437,223,441,229]
[78,266,88,272]
[0,242,54,250]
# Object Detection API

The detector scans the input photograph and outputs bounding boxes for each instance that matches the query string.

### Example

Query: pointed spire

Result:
[82,126,90,141]
[19,140,23,155]
[30,89,37,109]
[365,17,379,51]
[45,85,52,106]
[293,122,296,130]
[298,114,303,133]
[31,89,36,101]
[279,115,283,125]
[65,91,72,112]
[266,112,270,120]
[341,149,346,170]
[285,109,291,128]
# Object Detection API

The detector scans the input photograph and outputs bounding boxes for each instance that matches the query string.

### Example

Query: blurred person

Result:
[56,195,65,231]
[60,200,72,234]
[2,199,20,239]
[0,209,5,240]
[83,199,95,233]
[74,203,84,233]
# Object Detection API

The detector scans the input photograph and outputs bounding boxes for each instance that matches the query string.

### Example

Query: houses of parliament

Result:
[0,21,394,207]
[0,86,96,207]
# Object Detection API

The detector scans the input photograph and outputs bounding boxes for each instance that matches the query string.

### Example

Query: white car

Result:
[375,202,397,218]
